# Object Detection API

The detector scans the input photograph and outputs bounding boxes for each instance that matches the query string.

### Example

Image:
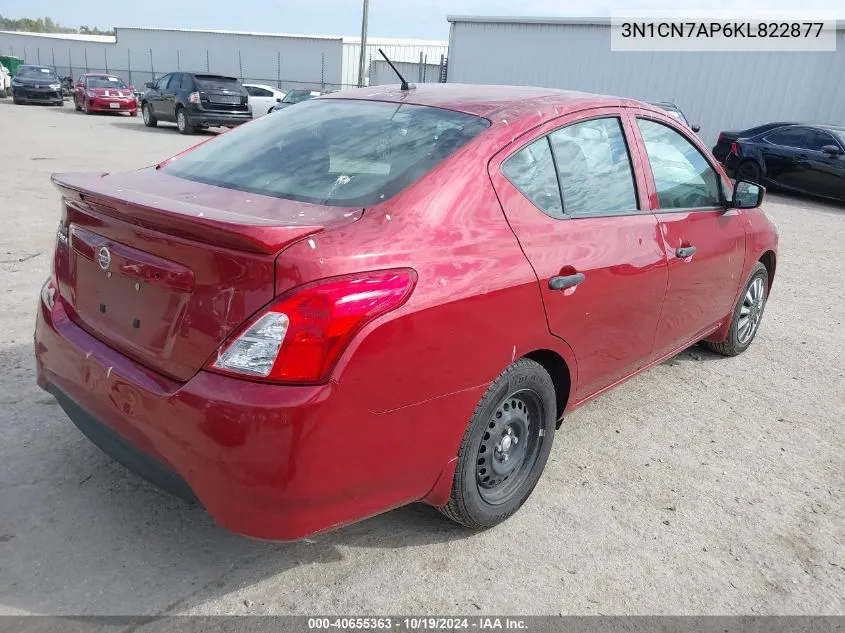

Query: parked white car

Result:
[0,63,11,98]
[243,83,286,117]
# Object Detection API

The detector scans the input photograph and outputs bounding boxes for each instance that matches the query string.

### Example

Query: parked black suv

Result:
[140,72,252,134]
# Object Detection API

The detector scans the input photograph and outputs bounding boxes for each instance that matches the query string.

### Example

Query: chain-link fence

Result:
[5,43,448,93]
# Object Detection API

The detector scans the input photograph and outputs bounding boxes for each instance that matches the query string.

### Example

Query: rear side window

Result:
[637,119,721,209]
[194,75,242,92]
[247,86,272,97]
[549,117,638,216]
[162,99,489,207]
[804,129,838,152]
[764,128,808,148]
[502,138,563,218]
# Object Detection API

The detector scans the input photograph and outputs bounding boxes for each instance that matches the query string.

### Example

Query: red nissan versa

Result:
[34,85,778,540]
[73,73,138,116]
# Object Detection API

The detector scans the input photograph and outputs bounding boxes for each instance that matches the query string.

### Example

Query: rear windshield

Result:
[18,66,57,78]
[194,75,243,91]
[162,99,490,207]
[86,76,127,89]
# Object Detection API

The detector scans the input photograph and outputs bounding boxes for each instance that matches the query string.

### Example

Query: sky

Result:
[5,0,844,40]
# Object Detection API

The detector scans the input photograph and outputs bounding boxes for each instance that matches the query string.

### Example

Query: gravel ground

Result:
[0,101,843,617]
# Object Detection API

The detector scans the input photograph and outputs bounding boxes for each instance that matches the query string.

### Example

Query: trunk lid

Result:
[52,168,362,381]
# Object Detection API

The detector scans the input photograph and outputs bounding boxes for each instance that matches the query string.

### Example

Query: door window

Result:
[154,73,172,91]
[502,138,564,218]
[549,117,638,216]
[763,127,809,148]
[637,119,721,209]
[804,129,838,152]
[248,86,273,97]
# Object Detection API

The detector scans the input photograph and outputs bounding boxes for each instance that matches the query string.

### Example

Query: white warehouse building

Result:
[445,16,845,144]
[0,27,447,92]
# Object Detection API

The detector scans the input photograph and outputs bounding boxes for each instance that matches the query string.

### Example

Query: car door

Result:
[246,85,274,115]
[489,109,668,401]
[793,128,845,199]
[160,72,181,120]
[630,113,746,360]
[148,73,172,117]
[759,127,809,189]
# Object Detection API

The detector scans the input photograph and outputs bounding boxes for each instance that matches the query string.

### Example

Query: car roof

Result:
[323,83,653,124]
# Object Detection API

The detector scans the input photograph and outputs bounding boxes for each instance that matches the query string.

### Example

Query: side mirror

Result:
[731,180,764,209]
[691,124,701,133]
[144,81,154,89]
[822,145,840,156]
[276,97,282,102]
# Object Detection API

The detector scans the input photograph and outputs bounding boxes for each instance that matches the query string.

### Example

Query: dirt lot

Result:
[0,101,842,616]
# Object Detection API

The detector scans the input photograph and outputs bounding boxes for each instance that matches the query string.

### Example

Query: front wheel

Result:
[705,262,769,356]
[438,358,557,529]
[142,103,157,127]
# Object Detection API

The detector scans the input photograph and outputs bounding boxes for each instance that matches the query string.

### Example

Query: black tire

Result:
[13,96,22,105]
[439,358,557,529]
[55,99,64,106]
[736,160,762,184]
[0,88,6,98]
[705,262,769,357]
[176,107,194,135]
[142,103,157,127]
[74,97,82,111]
[84,99,92,115]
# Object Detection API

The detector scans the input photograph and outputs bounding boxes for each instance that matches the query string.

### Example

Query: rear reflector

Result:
[208,269,417,383]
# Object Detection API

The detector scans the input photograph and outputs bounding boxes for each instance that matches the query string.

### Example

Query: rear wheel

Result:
[439,358,556,530]
[129,110,138,117]
[84,99,92,114]
[0,87,6,98]
[74,97,82,111]
[142,103,157,127]
[705,262,769,357]
[176,108,194,135]
[736,160,762,184]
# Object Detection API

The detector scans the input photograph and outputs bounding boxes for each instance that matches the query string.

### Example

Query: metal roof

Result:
[0,30,115,42]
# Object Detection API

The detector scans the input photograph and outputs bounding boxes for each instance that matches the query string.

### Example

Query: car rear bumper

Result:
[34,282,466,540]
[87,97,137,112]
[187,109,252,127]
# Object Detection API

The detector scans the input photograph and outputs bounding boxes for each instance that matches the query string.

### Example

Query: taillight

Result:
[208,269,417,383]
[717,133,724,144]
[730,142,739,155]
[189,91,200,104]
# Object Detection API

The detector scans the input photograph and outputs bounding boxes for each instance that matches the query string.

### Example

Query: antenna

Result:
[378,48,415,91]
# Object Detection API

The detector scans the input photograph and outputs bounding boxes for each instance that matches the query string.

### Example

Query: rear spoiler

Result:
[52,171,325,255]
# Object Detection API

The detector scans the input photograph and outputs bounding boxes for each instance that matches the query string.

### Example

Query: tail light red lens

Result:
[730,142,739,155]
[718,133,724,144]
[208,269,417,383]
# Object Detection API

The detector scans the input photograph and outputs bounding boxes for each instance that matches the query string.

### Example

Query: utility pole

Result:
[357,0,370,87]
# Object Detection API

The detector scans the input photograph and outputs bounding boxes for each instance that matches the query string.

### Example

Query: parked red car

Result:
[74,73,138,115]
[34,85,778,540]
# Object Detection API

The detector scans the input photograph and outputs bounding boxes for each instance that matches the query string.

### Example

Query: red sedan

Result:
[34,85,778,540]
[74,73,138,115]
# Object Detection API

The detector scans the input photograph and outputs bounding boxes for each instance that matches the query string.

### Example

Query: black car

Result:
[712,121,798,164]
[270,89,322,113]
[11,65,64,106]
[140,72,252,134]
[648,102,699,133]
[727,124,845,202]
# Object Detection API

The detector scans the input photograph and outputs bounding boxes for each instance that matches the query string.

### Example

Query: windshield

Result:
[86,76,127,89]
[194,75,242,91]
[162,99,490,208]
[18,66,57,79]
[282,90,316,104]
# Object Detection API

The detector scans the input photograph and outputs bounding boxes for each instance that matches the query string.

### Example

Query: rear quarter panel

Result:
[274,135,575,415]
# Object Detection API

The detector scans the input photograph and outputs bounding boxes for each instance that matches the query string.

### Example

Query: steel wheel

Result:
[737,276,765,345]
[476,390,544,505]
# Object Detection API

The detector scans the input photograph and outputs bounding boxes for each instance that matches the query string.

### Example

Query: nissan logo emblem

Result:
[97,246,111,271]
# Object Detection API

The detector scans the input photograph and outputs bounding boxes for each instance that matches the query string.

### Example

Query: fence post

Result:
[37,47,41,64]
[127,49,132,87]
[277,52,281,89]
[52,48,56,73]
[84,48,89,73]
[423,54,428,82]
[238,50,243,80]
[321,53,325,91]
[439,55,447,83]
[149,48,154,81]
[206,50,210,72]
[69,48,73,80]
[176,49,180,71]
[104,49,109,73]
[419,52,423,82]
